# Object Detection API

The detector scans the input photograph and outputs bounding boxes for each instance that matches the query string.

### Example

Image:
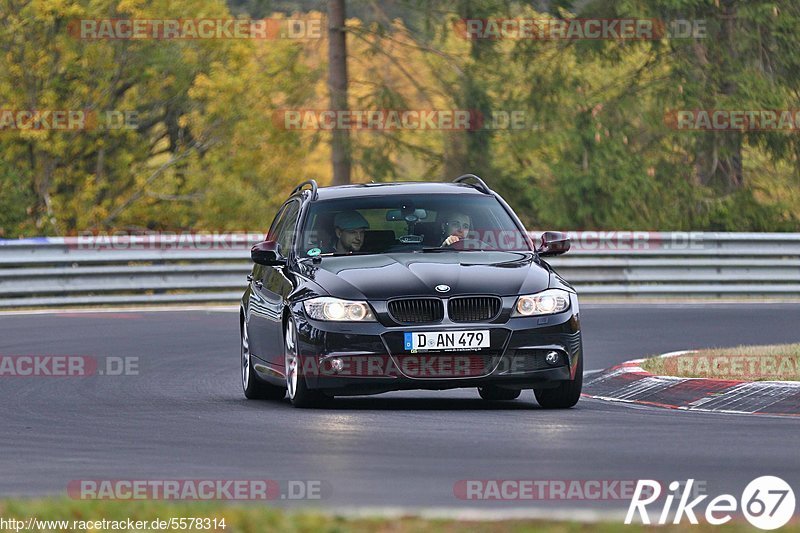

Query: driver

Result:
[332,211,370,254]
[440,211,472,246]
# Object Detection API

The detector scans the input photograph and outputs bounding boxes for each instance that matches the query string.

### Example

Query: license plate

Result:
[404,330,490,352]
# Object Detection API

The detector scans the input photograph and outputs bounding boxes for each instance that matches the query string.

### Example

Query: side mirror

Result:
[251,240,286,266]
[537,231,570,256]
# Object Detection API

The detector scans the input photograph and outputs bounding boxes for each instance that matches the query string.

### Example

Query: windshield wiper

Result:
[297,251,377,261]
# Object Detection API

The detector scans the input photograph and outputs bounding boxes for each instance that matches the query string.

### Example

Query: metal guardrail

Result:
[1,232,799,307]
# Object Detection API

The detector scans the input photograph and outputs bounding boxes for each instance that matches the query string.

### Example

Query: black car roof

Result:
[310,181,489,201]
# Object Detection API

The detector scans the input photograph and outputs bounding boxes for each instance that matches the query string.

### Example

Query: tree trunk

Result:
[695,0,743,190]
[328,0,351,185]
[442,0,493,180]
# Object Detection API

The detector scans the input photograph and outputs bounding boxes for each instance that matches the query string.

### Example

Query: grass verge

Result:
[1,499,798,532]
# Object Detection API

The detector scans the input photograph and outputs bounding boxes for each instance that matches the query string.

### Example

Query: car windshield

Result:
[297,194,532,257]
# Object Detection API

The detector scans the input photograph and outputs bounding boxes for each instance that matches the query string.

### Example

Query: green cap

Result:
[334,211,370,230]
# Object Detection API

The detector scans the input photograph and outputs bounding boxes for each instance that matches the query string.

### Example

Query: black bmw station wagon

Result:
[240,175,583,408]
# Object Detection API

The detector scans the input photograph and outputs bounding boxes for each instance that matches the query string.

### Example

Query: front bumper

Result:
[279,295,582,395]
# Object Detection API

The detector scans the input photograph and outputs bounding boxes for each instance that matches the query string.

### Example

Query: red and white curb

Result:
[583,351,800,417]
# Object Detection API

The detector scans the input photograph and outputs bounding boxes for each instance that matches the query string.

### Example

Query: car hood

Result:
[299,251,550,300]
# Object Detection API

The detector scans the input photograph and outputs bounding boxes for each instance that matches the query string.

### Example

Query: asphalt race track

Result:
[1,303,799,513]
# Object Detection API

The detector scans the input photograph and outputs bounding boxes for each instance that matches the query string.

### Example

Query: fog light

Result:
[545,351,561,366]
[330,358,344,373]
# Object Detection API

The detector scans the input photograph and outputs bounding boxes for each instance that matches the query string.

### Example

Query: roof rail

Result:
[291,179,318,200]
[452,174,491,194]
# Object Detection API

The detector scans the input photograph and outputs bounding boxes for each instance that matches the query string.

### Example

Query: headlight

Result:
[512,289,570,317]
[303,297,376,322]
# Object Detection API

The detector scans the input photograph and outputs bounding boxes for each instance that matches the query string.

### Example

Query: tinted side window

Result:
[276,201,300,255]
[267,205,289,243]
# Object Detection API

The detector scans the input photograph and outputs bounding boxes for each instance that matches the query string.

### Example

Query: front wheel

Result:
[534,356,582,409]
[285,319,328,408]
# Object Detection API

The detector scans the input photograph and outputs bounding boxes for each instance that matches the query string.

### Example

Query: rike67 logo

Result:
[626,477,796,530]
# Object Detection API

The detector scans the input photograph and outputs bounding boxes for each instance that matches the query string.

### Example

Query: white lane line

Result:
[658,350,694,359]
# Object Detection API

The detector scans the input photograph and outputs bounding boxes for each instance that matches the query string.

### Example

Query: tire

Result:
[284,319,328,408]
[241,321,286,400]
[478,385,521,401]
[534,356,582,409]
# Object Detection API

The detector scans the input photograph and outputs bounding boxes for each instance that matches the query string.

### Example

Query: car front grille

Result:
[448,296,502,322]
[388,298,444,324]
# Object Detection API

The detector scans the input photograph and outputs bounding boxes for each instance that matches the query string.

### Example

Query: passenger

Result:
[332,211,370,254]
